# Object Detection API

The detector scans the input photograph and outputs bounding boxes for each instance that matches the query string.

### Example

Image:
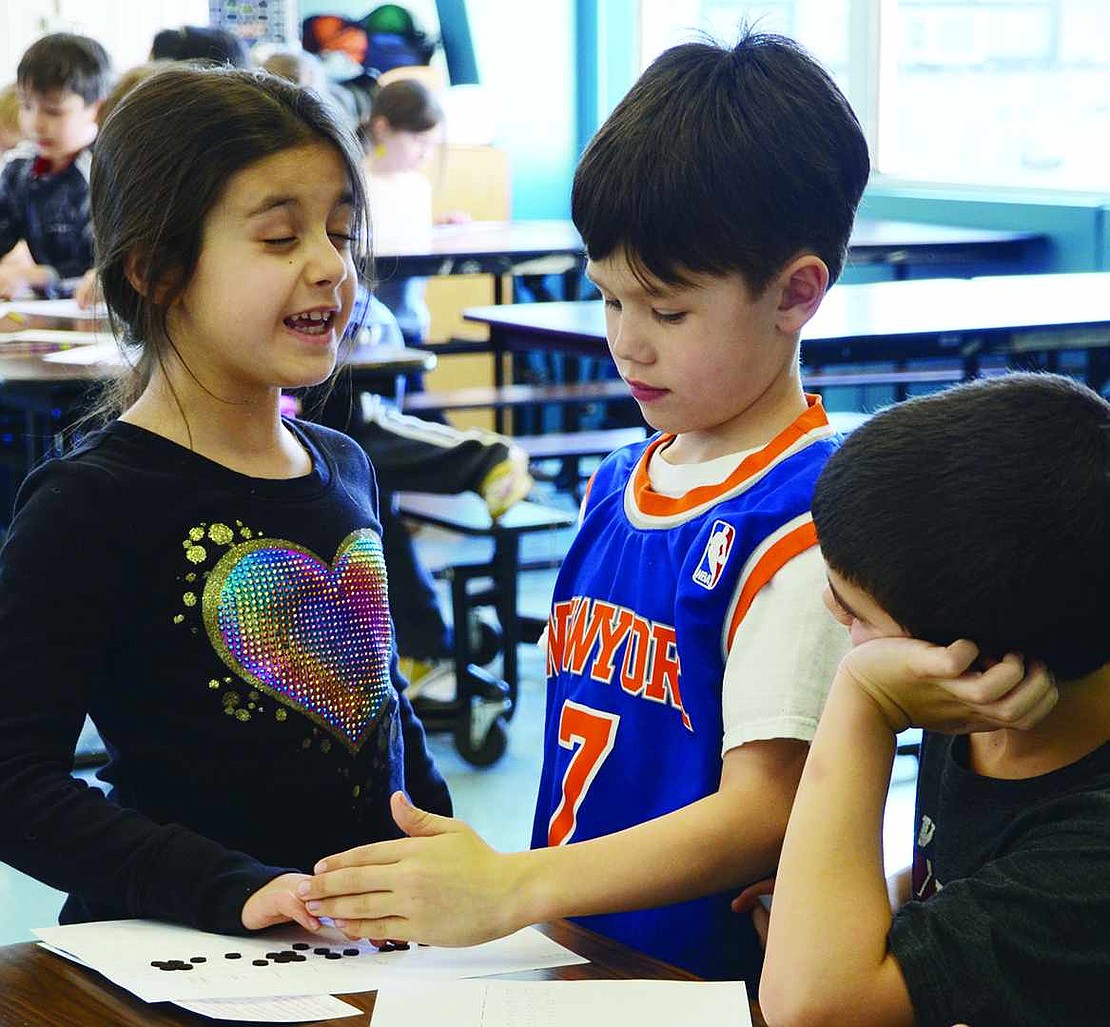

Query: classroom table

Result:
[0,325,436,483]
[374,220,587,303]
[0,920,726,1027]
[372,218,1042,303]
[463,271,1110,392]
[846,219,1044,279]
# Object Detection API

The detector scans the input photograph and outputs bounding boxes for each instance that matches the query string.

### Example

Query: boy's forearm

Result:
[761,673,910,1024]
[507,768,796,927]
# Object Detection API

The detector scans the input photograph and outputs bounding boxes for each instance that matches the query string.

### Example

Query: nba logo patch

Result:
[693,520,736,590]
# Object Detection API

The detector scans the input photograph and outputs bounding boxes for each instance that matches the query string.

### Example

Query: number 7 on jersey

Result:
[547,701,620,846]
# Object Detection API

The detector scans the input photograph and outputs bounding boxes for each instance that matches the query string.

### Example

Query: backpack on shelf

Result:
[303,6,438,79]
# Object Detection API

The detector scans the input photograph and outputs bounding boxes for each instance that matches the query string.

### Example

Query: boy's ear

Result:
[774,254,829,336]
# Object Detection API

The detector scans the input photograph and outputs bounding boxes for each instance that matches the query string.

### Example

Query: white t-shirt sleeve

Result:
[720,544,849,754]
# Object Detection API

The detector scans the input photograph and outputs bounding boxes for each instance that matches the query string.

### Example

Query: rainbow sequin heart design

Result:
[203,530,393,753]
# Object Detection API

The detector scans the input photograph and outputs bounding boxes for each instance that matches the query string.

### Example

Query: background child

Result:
[298,32,870,981]
[149,25,250,68]
[0,66,448,934]
[361,77,467,346]
[0,83,23,152]
[0,33,110,299]
[759,373,1109,1027]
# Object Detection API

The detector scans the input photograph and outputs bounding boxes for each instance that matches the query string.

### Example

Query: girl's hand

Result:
[841,637,1057,735]
[299,791,522,946]
[241,872,321,933]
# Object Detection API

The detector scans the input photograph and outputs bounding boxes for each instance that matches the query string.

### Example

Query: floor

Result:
[0,485,920,946]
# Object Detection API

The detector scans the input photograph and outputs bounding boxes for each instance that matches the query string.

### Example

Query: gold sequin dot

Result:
[248,690,259,701]
[189,526,205,541]
[352,784,361,798]
[223,691,239,708]
[172,614,184,624]
[301,737,312,749]
[208,523,234,545]
[240,527,253,538]
[247,702,256,710]
[320,739,332,754]
[185,572,196,583]
[235,709,250,722]
[183,592,196,607]
[275,709,287,721]
[185,545,206,564]
[208,679,220,690]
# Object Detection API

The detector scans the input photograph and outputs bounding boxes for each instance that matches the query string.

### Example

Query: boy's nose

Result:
[608,313,653,365]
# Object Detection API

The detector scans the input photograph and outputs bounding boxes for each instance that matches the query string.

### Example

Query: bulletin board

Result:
[208,0,298,44]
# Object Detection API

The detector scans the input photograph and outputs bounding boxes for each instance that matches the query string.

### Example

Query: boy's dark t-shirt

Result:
[0,147,95,291]
[0,419,449,932]
[889,731,1110,1027]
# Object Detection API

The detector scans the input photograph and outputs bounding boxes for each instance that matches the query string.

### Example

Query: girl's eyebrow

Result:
[245,191,354,220]
[244,196,297,219]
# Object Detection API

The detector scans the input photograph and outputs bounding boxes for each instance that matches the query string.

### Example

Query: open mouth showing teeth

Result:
[284,310,335,335]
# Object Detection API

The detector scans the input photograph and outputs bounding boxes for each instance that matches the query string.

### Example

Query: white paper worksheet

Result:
[34,920,587,1004]
[371,979,753,1027]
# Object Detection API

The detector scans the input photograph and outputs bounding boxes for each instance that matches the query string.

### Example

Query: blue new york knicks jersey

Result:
[530,397,839,980]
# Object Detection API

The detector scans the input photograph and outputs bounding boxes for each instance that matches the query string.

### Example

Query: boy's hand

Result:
[731,876,774,949]
[0,264,31,300]
[299,791,522,946]
[74,269,101,309]
[241,872,321,933]
[841,637,1057,734]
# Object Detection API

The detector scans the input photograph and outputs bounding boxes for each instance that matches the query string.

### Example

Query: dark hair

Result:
[150,25,251,69]
[813,373,1110,680]
[17,33,112,105]
[96,62,172,127]
[572,31,869,294]
[367,78,443,135]
[90,65,370,411]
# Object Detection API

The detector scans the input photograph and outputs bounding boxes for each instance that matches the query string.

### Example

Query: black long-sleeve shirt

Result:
[0,418,449,932]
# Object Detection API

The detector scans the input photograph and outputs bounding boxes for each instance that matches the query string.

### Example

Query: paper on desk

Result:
[34,920,586,1004]
[372,979,752,1027]
[0,328,108,347]
[175,994,362,1021]
[40,340,129,364]
[0,297,108,319]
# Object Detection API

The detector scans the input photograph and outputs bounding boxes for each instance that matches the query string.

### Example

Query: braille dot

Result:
[343,948,360,956]
[225,952,241,959]
[252,959,269,966]
[325,952,342,960]
[190,956,206,963]
[292,942,309,950]
[179,963,194,971]
[314,947,330,955]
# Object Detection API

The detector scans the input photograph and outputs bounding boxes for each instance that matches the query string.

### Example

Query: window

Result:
[637,0,1110,192]
[1,1,210,86]
[881,0,1110,190]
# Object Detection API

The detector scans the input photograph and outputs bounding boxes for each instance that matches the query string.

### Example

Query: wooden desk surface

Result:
[0,921,701,1026]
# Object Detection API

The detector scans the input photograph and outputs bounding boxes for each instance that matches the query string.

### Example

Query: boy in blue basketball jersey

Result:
[300,32,870,983]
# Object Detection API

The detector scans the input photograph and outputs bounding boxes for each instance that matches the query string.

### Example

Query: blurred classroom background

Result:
[1,0,1108,943]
